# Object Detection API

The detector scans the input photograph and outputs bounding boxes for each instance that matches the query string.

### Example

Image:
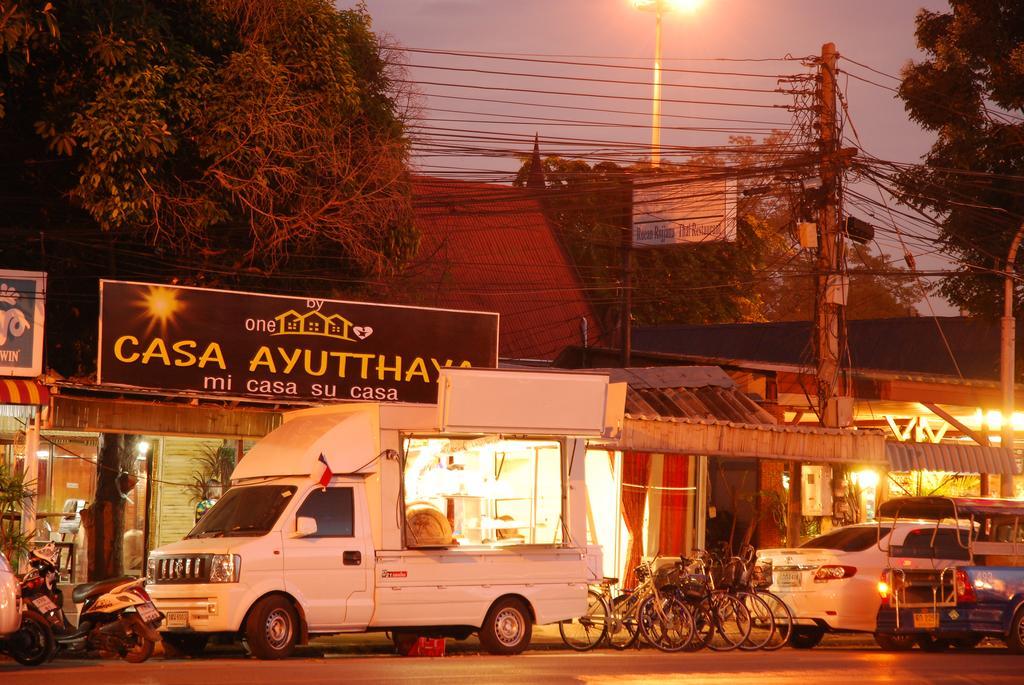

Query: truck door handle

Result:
[343,551,362,566]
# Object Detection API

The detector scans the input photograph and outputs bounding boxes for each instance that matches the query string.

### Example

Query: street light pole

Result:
[650,4,663,167]
[1000,221,1024,497]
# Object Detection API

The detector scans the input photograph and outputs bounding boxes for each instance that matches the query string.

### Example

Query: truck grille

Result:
[149,555,213,584]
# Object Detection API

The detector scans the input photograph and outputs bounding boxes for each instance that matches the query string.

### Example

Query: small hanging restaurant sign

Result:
[632,176,738,247]
[98,280,499,404]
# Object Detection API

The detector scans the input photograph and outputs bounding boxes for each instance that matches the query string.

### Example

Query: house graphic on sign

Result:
[274,310,355,341]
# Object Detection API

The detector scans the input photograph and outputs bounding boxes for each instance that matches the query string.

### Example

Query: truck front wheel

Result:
[243,596,298,660]
[479,597,532,655]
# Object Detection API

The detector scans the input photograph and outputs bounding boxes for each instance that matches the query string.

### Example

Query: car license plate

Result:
[165,609,189,628]
[32,595,58,613]
[913,611,938,629]
[777,571,801,587]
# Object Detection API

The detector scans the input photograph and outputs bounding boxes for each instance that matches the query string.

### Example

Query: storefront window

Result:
[402,436,563,547]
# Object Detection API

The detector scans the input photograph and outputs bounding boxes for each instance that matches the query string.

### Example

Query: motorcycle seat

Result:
[72,576,136,603]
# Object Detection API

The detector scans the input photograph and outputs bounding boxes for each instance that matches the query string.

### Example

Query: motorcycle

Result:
[0,550,53,666]
[21,544,164,663]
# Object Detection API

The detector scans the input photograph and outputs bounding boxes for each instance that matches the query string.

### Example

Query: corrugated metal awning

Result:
[886,441,1021,475]
[604,415,887,465]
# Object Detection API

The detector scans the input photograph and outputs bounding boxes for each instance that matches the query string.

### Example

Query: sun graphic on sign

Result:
[134,285,184,336]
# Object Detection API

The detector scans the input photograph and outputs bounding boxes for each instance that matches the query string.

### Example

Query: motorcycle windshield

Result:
[186,485,297,539]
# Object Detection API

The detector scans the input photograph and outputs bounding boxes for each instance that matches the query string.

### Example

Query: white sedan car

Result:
[757,522,969,649]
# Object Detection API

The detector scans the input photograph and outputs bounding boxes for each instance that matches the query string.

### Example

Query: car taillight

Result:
[814,565,857,582]
[878,573,891,605]
[954,569,976,603]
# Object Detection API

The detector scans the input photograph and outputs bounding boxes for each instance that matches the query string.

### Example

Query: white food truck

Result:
[147,368,623,658]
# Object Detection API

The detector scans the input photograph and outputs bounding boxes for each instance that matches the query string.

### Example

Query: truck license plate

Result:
[913,611,938,629]
[777,571,801,587]
[165,610,189,628]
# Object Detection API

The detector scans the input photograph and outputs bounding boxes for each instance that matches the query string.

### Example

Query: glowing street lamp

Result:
[631,0,705,167]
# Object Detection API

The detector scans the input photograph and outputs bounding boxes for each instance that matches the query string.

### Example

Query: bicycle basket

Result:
[653,560,684,588]
[681,573,707,601]
[709,560,737,590]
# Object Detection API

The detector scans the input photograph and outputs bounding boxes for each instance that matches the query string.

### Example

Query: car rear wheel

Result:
[789,626,825,649]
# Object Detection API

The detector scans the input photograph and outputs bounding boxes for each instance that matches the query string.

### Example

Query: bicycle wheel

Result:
[736,591,774,651]
[705,592,752,651]
[683,602,714,651]
[559,589,610,651]
[607,593,641,650]
[638,594,694,653]
[756,590,794,652]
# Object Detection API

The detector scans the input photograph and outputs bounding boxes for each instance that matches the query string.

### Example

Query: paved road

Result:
[2,648,1022,684]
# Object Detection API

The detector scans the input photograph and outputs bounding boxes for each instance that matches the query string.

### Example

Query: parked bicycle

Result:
[666,550,752,651]
[561,559,694,652]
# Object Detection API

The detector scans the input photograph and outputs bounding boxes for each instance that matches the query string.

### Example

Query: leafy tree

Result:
[514,155,782,330]
[0,1,58,118]
[758,244,921,321]
[896,0,1024,316]
[0,0,415,375]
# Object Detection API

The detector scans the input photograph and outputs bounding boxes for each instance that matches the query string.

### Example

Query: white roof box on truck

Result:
[437,367,621,436]
[231,368,624,483]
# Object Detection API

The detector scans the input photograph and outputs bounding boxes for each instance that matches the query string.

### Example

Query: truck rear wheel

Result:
[1007,607,1024,654]
[479,597,532,655]
[243,596,298,660]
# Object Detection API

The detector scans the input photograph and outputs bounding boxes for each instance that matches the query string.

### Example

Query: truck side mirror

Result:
[293,516,318,538]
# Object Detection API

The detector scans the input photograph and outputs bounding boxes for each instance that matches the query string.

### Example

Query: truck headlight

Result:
[147,557,157,582]
[209,554,241,583]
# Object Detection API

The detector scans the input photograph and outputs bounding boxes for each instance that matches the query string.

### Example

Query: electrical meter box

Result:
[801,464,834,516]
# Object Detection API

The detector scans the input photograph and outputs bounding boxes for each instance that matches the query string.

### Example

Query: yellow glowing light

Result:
[987,410,1004,430]
[877,581,889,597]
[852,469,880,489]
[136,285,184,336]
[632,0,704,13]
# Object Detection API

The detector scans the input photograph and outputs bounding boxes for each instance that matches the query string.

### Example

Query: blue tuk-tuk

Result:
[875,496,1024,652]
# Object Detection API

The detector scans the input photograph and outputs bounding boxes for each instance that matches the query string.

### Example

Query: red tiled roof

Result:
[395,177,603,361]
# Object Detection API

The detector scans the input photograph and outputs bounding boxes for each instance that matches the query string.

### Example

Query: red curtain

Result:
[621,451,651,590]
[658,454,690,556]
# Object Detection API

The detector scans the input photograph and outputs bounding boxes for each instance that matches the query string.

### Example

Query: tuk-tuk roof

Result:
[878,496,1024,520]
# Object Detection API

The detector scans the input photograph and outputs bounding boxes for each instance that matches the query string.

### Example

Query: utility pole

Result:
[815,42,846,428]
[621,178,634,367]
[999,222,1024,497]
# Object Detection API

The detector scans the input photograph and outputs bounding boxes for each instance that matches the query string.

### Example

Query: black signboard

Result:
[98,281,499,404]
